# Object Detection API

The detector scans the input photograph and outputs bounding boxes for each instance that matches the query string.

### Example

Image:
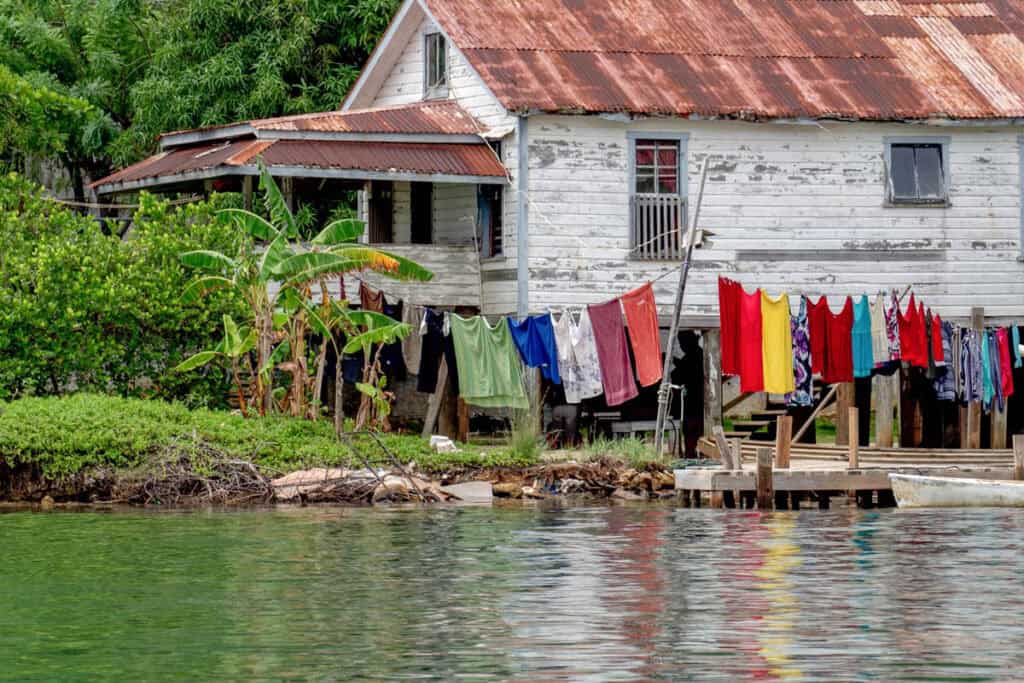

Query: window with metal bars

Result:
[630,135,688,260]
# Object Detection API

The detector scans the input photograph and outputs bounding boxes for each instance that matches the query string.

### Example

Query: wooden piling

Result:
[1014,435,1024,481]
[775,415,793,469]
[703,329,723,439]
[836,383,854,445]
[964,307,984,449]
[713,426,734,469]
[875,374,894,448]
[756,447,773,510]
[992,406,1007,450]
[848,407,859,469]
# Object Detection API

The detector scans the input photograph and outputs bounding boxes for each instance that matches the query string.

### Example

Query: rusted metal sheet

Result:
[258,140,505,177]
[424,0,1024,119]
[91,140,266,187]
[92,140,505,190]
[250,100,484,135]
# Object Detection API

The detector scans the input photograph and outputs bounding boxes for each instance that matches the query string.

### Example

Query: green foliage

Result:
[507,406,545,463]
[0,64,94,158]
[584,436,658,467]
[0,171,245,405]
[0,394,533,480]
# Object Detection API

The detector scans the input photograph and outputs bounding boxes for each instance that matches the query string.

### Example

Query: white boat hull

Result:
[890,473,1024,508]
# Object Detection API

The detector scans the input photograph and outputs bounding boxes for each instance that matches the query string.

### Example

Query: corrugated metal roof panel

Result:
[425,0,1024,119]
[92,140,505,190]
[251,100,484,135]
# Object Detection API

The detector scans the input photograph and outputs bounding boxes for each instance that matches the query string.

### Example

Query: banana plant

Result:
[175,315,257,417]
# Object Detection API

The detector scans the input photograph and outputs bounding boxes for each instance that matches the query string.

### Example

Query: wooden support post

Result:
[731,439,742,468]
[836,383,854,445]
[713,426,735,469]
[775,415,793,469]
[756,447,773,510]
[703,329,723,439]
[965,307,984,449]
[242,175,254,211]
[875,374,894,448]
[1014,434,1024,481]
[281,176,295,211]
[848,407,859,469]
[991,406,1007,450]
[421,359,449,437]
[457,398,470,443]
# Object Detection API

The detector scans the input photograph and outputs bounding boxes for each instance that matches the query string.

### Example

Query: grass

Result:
[0,394,540,482]
[583,435,660,467]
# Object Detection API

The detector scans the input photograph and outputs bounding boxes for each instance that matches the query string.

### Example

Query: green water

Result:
[3,504,1024,681]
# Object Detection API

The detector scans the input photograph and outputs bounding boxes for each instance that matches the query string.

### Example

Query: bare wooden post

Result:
[836,383,854,445]
[756,447,773,510]
[875,374,894,448]
[848,407,859,469]
[965,307,984,449]
[731,439,743,468]
[421,358,449,437]
[457,398,470,443]
[703,329,723,439]
[992,406,1007,450]
[775,415,792,469]
[1014,435,1024,481]
[713,425,735,469]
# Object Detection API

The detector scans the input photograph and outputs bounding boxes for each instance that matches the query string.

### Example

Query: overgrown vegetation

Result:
[584,436,658,467]
[0,395,542,484]
[0,172,244,405]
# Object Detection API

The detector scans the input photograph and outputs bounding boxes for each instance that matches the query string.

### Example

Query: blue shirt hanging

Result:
[507,314,562,384]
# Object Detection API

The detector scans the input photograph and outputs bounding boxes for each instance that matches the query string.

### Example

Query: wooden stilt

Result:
[966,307,985,449]
[775,415,793,469]
[1014,435,1024,481]
[836,383,854,445]
[421,359,449,437]
[457,398,470,443]
[875,374,894,447]
[848,407,859,469]
[756,447,773,510]
[703,329,723,439]
[992,406,1007,450]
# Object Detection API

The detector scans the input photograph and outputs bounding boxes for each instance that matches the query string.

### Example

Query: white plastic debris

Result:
[429,435,460,453]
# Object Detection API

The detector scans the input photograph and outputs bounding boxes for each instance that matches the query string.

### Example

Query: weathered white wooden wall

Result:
[370,14,512,131]
[526,115,1024,325]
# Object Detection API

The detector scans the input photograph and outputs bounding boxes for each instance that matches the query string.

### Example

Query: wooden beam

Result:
[756,447,773,510]
[775,415,793,469]
[713,425,735,469]
[457,398,470,443]
[966,307,984,449]
[836,383,854,445]
[703,329,723,439]
[421,358,449,437]
[793,384,838,443]
[848,407,859,469]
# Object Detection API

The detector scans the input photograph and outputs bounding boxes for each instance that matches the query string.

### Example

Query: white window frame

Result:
[423,32,448,100]
[884,136,951,207]
[627,131,689,260]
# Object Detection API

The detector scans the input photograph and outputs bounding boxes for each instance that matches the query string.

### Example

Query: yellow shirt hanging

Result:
[761,291,795,394]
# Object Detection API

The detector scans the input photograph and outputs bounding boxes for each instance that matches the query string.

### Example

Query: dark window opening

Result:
[478,185,503,258]
[368,180,393,244]
[888,142,947,204]
[424,33,448,99]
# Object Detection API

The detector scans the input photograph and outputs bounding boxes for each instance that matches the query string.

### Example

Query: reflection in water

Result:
[3,505,1024,681]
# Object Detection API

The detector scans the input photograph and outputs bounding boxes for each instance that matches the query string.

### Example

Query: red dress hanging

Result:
[930,311,944,364]
[824,297,854,384]
[998,328,1015,399]
[807,295,829,376]
[738,286,764,393]
[718,277,741,376]
[899,294,926,368]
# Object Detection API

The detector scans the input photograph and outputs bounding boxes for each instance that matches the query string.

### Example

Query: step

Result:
[731,420,771,433]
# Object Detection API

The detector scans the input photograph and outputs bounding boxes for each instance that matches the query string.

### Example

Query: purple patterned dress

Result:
[786,296,813,407]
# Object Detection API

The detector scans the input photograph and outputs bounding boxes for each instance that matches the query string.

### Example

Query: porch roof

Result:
[91,137,508,195]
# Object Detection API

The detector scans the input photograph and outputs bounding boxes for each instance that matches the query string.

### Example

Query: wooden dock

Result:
[676,431,1024,509]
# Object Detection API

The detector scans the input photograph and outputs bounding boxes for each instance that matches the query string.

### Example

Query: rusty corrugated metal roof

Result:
[425,0,1024,119]
[159,101,484,142]
[91,139,505,191]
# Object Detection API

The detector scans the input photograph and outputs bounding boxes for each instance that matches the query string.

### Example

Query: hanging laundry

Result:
[508,313,562,384]
[760,290,794,394]
[934,321,955,401]
[870,294,887,368]
[417,308,459,395]
[449,315,528,409]
[401,305,425,374]
[969,329,984,404]
[852,295,874,379]
[898,294,927,369]
[553,311,601,404]
[885,292,902,362]
[718,277,742,376]
[621,283,663,387]
[997,327,1015,401]
[573,308,606,401]
[786,295,813,407]
[807,295,829,376]
[916,301,930,368]
[359,281,384,313]
[981,329,995,411]
[738,286,765,393]
[588,300,639,406]
[1014,326,1022,369]
[824,297,855,384]
[924,309,937,380]
[931,313,945,366]
[989,330,1005,413]
[380,299,407,382]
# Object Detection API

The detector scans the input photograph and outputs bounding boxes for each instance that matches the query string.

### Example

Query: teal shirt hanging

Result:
[851,295,874,378]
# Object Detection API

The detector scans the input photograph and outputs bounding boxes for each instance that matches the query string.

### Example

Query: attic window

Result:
[885,138,950,206]
[424,33,448,99]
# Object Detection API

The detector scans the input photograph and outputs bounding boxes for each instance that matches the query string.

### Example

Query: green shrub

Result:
[0,172,244,406]
[0,394,530,480]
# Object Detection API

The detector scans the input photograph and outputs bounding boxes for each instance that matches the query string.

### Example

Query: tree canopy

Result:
[0,0,400,198]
